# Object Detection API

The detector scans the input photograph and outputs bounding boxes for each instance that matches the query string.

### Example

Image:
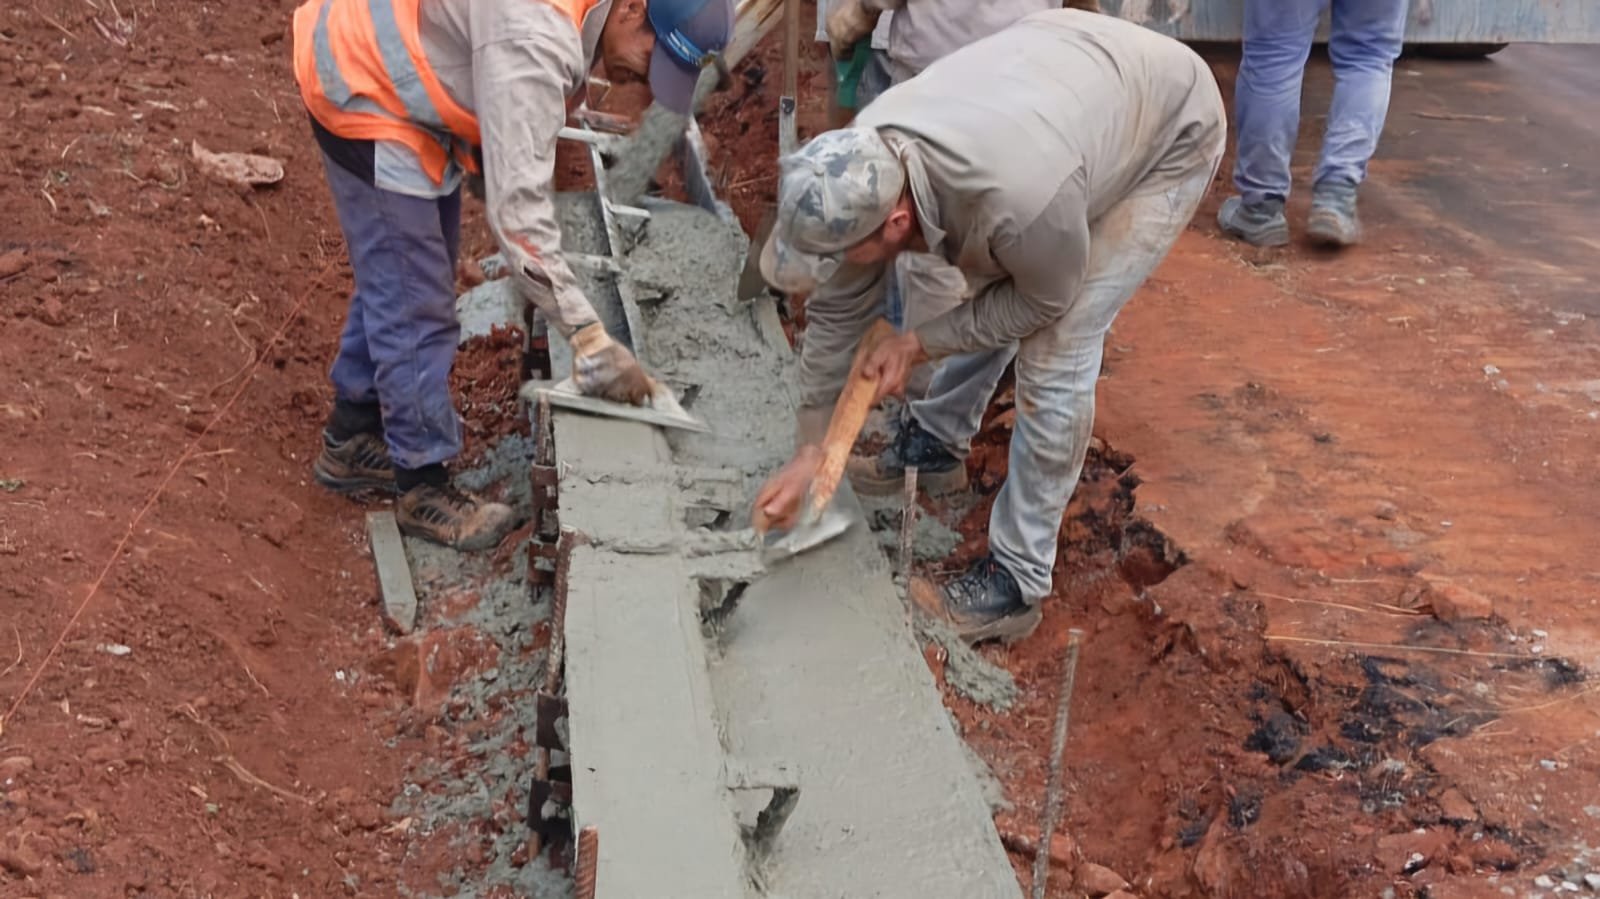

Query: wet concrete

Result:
[549,195,1021,897]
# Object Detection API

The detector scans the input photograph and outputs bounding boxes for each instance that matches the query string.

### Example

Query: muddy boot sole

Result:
[395,512,516,552]
[312,462,396,497]
[395,489,517,553]
[1306,210,1361,247]
[846,461,968,497]
[952,604,1044,645]
[446,515,516,552]
[909,578,1043,645]
[1217,198,1291,248]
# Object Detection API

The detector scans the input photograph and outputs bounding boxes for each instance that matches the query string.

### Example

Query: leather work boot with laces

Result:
[1217,196,1290,247]
[313,431,396,495]
[396,484,516,552]
[846,416,967,497]
[1307,179,1362,248]
[909,554,1042,644]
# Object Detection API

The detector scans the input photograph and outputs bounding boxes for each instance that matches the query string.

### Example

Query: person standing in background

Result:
[1217,0,1409,248]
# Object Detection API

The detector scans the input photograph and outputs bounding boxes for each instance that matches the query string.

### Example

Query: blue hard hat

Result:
[646,0,733,114]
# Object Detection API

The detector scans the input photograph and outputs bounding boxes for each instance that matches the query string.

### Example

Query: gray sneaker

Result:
[1217,196,1290,247]
[1307,180,1361,247]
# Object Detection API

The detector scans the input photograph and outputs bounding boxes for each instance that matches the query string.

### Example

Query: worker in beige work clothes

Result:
[754,10,1225,643]
[818,0,1073,392]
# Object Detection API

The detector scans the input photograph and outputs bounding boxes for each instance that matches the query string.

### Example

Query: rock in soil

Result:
[1077,860,1132,896]
[1420,575,1495,621]
[1376,829,1451,874]
[1436,787,1478,823]
[190,141,284,188]
[0,841,46,877]
[0,756,34,780]
[0,249,29,280]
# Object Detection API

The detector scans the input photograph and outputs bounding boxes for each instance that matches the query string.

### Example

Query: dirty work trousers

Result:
[1231,0,1408,204]
[910,164,1217,604]
[321,152,465,471]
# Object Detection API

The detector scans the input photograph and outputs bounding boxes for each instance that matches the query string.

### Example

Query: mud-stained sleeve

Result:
[473,35,599,339]
[794,259,889,445]
[914,169,1090,358]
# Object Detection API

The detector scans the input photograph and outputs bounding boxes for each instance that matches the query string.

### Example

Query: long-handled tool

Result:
[756,319,894,561]
[737,0,802,303]
[779,0,799,157]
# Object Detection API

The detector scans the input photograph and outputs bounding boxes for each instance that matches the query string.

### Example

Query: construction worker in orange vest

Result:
[291,0,732,550]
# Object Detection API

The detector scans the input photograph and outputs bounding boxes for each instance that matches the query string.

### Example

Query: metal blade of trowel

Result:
[521,378,712,433]
[759,483,859,564]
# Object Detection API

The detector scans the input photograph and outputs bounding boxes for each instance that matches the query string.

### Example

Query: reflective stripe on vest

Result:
[294,0,599,184]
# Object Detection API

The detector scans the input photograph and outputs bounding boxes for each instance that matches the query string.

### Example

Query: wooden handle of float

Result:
[806,318,896,521]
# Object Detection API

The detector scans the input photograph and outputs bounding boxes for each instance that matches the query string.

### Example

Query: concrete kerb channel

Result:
[521,125,1023,898]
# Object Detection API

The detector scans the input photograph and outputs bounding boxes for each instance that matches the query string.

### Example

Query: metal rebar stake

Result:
[1030,628,1085,899]
[897,467,920,580]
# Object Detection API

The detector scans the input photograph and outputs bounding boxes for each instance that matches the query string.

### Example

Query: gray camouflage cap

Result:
[760,127,906,293]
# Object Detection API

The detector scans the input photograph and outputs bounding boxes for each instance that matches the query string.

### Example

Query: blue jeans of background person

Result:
[321,152,464,471]
[1232,0,1408,205]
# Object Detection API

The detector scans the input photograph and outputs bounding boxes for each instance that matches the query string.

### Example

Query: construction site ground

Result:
[3,2,1599,896]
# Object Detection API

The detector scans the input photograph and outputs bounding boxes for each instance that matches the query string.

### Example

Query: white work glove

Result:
[825,0,879,60]
[570,322,656,405]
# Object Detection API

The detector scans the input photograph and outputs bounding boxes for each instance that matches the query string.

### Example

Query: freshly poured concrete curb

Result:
[551,195,1022,897]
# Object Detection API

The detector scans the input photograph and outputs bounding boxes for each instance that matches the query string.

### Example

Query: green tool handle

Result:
[834,41,871,110]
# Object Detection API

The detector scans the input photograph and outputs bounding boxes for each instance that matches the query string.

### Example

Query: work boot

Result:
[1306,179,1362,248]
[313,431,396,495]
[846,416,966,497]
[910,555,1041,644]
[1217,196,1290,248]
[396,483,515,552]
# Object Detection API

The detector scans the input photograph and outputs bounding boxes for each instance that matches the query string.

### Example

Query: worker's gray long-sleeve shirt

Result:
[815,0,1057,82]
[858,0,1059,81]
[797,10,1225,426]
[410,0,612,339]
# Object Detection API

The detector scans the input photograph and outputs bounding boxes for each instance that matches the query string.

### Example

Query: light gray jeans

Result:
[912,165,1215,602]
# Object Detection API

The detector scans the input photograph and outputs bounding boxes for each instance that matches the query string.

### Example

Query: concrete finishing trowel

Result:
[522,378,711,433]
[754,319,895,563]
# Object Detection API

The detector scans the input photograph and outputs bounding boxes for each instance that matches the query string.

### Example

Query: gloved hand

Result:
[825,0,879,60]
[570,322,656,405]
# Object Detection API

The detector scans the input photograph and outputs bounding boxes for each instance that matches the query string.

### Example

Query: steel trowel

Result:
[754,319,896,563]
[521,378,711,433]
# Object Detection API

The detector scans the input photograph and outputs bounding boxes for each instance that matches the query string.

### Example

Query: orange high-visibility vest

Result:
[293,0,602,185]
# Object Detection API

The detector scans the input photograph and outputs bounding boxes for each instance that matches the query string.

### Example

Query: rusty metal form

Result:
[575,826,601,899]
[527,529,587,862]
